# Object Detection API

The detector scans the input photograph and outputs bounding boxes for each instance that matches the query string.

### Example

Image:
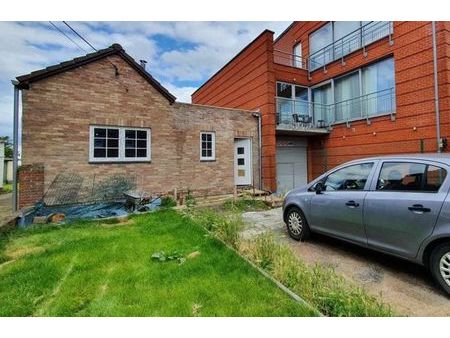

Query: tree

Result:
[0,136,13,158]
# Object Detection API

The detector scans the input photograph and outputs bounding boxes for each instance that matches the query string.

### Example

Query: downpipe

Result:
[432,21,442,152]
[11,80,20,212]
[252,112,262,190]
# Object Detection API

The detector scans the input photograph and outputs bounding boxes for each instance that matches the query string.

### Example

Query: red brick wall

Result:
[192,22,450,189]
[191,30,277,191]
[18,163,44,209]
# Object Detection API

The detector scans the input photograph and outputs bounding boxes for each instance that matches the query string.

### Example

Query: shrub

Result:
[160,196,177,208]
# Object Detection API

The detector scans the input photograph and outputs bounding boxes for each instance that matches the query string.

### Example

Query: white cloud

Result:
[0,21,290,139]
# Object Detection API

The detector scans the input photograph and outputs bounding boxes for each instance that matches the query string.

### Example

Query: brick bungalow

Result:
[192,21,450,193]
[15,44,260,209]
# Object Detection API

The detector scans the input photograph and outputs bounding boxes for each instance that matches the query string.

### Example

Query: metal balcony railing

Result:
[276,87,396,130]
[273,21,393,75]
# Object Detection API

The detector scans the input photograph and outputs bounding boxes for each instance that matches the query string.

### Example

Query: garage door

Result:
[276,145,308,193]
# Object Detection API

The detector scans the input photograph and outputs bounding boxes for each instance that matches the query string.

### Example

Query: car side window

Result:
[323,163,374,191]
[376,162,447,192]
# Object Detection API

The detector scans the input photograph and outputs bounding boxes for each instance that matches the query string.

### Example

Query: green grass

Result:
[187,206,393,317]
[222,198,269,212]
[0,210,316,317]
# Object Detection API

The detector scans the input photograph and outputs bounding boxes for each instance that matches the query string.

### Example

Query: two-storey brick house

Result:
[192,21,450,193]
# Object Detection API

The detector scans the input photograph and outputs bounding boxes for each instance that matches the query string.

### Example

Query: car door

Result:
[364,161,448,259]
[309,161,376,244]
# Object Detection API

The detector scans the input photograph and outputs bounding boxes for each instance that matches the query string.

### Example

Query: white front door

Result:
[234,139,252,186]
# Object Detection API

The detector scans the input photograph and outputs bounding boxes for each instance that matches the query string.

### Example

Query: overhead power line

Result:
[48,21,87,53]
[62,21,97,52]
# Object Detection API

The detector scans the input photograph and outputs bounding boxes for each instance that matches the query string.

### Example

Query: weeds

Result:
[160,196,177,208]
[242,233,393,317]
[222,198,268,212]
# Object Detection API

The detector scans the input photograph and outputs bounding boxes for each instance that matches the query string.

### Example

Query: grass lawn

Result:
[0,209,316,316]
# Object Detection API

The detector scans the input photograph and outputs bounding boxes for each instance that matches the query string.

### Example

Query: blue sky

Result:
[0,21,290,140]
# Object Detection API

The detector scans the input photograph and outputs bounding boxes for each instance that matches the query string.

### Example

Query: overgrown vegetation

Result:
[1,184,12,194]
[222,198,269,212]
[186,205,393,317]
[0,210,314,316]
[160,196,177,208]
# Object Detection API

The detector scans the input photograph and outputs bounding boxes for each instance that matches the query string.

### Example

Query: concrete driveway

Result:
[242,208,450,316]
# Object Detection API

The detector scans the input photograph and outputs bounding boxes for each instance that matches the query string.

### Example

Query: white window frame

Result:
[200,131,216,161]
[293,42,303,68]
[89,125,151,163]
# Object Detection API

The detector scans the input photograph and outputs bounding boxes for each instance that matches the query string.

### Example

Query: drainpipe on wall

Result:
[252,111,262,190]
[11,80,20,211]
[432,21,442,153]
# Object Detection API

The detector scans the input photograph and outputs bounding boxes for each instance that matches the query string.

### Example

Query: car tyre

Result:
[285,207,310,241]
[430,243,450,296]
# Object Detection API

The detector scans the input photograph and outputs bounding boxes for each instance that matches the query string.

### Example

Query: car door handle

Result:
[408,204,431,213]
[345,200,360,208]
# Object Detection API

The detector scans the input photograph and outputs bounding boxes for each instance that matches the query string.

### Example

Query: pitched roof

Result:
[16,43,176,103]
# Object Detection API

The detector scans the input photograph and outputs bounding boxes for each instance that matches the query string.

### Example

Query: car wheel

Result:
[430,243,450,296]
[285,207,310,241]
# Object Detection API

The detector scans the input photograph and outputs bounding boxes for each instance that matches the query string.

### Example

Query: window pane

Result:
[425,166,447,192]
[125,139,136,148]
[94,148,106,158]
[206,149,212,157]
[333,21,361,58]
[238,158,245,165]
[237,147,245,155]
[334,72,361,121]
[125,130,136,139]
[136,149,147,158]
[312,83,332,125]
[107,129,119,138]
[324,163,373,191]
[201,133,206,141]
[107,149,118,157]
[94,138,106,148]
[94,128,106,137]
[202,149,207,157]
[107,139,118,148]
[137,130,147,139]
[309,22,333,69]
[137,140,147,148]
[377,162,426,191]
[362,57,395,116]
[277,83,292,98]
[125,148,135,157]
[206,133,212,142]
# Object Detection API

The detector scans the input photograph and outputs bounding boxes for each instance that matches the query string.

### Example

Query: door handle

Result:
[345,200,360,208]
[408,204,431,213]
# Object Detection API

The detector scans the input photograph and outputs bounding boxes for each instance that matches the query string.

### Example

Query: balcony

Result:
[276,87,396,133]
[273,21,393,77]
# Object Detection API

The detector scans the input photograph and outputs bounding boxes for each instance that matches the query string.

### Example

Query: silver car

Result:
[283,154,450,295]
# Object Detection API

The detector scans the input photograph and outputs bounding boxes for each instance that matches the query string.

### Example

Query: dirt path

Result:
[242,208,450,316]
[0,193,15,228]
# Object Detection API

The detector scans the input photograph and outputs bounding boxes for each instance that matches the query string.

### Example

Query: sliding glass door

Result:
[312,83,332,125]
[334,71,360,121]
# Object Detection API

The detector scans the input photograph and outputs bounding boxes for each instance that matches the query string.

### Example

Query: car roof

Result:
[346,153,450,166]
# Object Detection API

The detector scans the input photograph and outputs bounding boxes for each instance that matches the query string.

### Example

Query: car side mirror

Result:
[315,181,325,194]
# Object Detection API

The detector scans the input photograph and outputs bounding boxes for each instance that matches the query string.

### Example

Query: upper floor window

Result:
[293,42,303,68]
[309,21,392,71]
[377,162,447,192]
[200,132,215,161]
[89,126,151,162]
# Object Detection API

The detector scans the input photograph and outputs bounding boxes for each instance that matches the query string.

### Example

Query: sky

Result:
[0,21,290,140]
